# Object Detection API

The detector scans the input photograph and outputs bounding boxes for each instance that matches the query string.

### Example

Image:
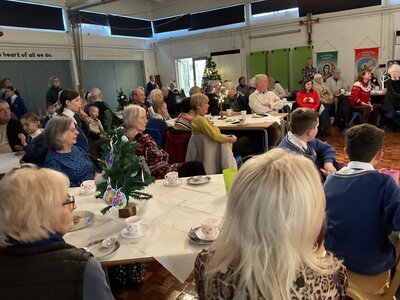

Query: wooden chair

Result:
[346,242,400,300]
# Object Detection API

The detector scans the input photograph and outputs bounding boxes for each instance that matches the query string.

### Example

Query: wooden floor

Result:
[113,128,400,300]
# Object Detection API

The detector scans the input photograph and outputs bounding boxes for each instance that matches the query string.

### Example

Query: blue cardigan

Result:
[324,171,400,275]
[7,96,27,120]
[278,135,336,168]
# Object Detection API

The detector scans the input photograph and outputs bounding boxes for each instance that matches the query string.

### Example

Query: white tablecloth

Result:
[0,152,21,174]
[65,174,227,283]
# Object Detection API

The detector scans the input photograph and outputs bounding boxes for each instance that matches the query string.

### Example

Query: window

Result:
[175,57,207,96]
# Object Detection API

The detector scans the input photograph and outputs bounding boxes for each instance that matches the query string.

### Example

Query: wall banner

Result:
[354,47,379,77]
[0,48,71,61]
[316,51,338,81]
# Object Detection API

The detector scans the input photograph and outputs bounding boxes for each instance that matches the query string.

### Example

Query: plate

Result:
[252,114,267,118]
[163,179,182,187]
[187,176,211,185]
[187,227,217,245]
[70,211,95,232]
[79,188,97,195]
[85,239,120,259]
[121,224,149,239]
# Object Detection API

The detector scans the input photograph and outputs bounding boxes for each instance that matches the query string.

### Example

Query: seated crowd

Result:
[0,67,399,300]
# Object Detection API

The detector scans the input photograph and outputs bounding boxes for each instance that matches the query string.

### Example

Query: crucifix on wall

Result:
[300,13,319,45]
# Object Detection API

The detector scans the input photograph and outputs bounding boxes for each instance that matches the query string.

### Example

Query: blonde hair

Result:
[0,167,69,246]
[190,93,208,111]
[189,86,202,96]
[152,99,166,113]
[204,149,341,299]
[123,104,146,129]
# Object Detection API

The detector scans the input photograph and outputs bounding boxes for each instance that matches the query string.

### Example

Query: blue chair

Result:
[342,112,362,134]
[144,118,168,148]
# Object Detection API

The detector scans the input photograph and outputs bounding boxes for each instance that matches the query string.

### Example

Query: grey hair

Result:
[255,74,268,86]
[203,148,342,299]
[0,167,69,246]
[48,76,59,87]
[388,64,400,77]
[148,88,163,104]
[190,93,208,111]
[89,87,102,99]
[123,104,146,129]
[44,116,73,151]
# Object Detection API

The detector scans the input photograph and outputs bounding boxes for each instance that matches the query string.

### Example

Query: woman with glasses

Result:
[0,167,114,299]
[44,116,98,187]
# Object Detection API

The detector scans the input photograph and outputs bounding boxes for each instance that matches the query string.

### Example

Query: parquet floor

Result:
[113,128,400,300]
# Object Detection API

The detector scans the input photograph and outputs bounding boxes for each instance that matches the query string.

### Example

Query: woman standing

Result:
[0,167,113,299]
[194,149,347,299]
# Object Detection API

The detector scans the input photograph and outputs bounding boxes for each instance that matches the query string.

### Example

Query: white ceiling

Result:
[48,0,247,20]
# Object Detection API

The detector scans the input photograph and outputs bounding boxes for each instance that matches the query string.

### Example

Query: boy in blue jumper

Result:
[278,108,337,174]
[324,124,400,276]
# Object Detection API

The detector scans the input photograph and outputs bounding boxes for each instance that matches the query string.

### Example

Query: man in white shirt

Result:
[249,74,284,113]
[325,68,348,96]
[248,74,283,149]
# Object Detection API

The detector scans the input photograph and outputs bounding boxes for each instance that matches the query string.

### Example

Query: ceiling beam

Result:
[67,0,120,12]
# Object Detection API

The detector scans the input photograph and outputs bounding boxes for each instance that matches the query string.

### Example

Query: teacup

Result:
[241,110,247,121]
[165,171,179,184]
[226,109,233,117]
[340,88,345,94]
[200,218,219,239]
[125,216,142,237]
[81,180,96,194]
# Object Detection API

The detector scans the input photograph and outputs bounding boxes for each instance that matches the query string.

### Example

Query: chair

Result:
[342,112,363,134]
[346,242,400,300]
[164,130,191,163]
[144,118,168,148]
[185,134,237,175]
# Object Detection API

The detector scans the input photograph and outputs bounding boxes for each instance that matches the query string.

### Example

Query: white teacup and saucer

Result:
[79,180,96,195]
[164,171,181,187]
[121,216,149,239]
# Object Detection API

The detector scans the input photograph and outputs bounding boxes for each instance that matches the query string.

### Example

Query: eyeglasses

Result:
[62,195,76,209]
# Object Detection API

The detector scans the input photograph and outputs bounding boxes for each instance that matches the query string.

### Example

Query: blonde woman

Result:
[0,167,113,299]
[194,148,347,299]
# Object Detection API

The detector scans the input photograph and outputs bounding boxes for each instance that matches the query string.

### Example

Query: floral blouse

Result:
[194,249,348,300]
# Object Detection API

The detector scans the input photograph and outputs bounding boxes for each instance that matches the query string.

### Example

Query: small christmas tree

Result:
[116,88,129,111]
[202,57,222,88]
[97,111,155,215]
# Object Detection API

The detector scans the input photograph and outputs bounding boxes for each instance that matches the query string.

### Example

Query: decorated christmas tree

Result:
[97,111,155,216]
[116,88,129,111]
[201,57,222,88]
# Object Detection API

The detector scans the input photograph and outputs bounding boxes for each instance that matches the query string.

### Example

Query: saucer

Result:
[187,176,211,185]
[79,188,96,195]
[163,179,182,187]
[121,224,149,239]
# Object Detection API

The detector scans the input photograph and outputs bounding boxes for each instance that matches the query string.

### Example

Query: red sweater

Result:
[296,90,320,111]
[350,81,371,106]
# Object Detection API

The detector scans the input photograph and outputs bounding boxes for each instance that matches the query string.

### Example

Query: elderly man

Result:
[130,87,150,119]
[249,74,284,114]
[325,68,348,96]
[0,100,24,153]
[248,74,283,149]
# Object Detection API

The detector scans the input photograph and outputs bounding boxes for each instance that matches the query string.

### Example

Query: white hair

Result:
[203,149,341,299]
[123,104,146,129]
[148,88,163,105]
[0,167,69,246]
[388,64,400,77]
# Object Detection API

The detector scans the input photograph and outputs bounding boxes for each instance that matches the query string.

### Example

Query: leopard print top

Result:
[194,249,348,300]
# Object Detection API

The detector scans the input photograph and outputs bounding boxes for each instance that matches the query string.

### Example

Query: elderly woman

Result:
[350,69,381,125]
[268,77,287,99]
[0,167,113,299]
[151,99,171,121]
[382,63,400,129]
[313,73,335,125]
[148,88,163,106]
[44,116,97,187]
[57,89,89,152]
[222,81,247,112]
[123,104,204,179]
[194,149,347,299]
[46,75,62,105]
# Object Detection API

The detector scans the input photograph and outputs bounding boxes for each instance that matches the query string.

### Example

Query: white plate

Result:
[79,188,97,195]
[163,179,182,187]
[187,176,211,185]
[194,227,218,241]
[121,224,149,239]
[70,211,95,231]
[187,236,214,245]
[86,239,120,259]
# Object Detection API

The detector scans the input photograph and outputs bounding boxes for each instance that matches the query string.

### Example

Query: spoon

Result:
[101,237,116,248]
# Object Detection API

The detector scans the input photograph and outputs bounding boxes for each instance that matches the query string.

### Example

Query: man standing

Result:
[0,100,24,153]
[248,74,283,149]
[302,57,317,80]
[145,75,158,96]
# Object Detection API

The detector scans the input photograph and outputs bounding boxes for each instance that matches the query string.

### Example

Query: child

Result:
[41,103,57,127]
[88,106,106,140]
[4,86,27,119]
[324,124,400,276]
[278,108,336,174]
[19,112,47,166]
